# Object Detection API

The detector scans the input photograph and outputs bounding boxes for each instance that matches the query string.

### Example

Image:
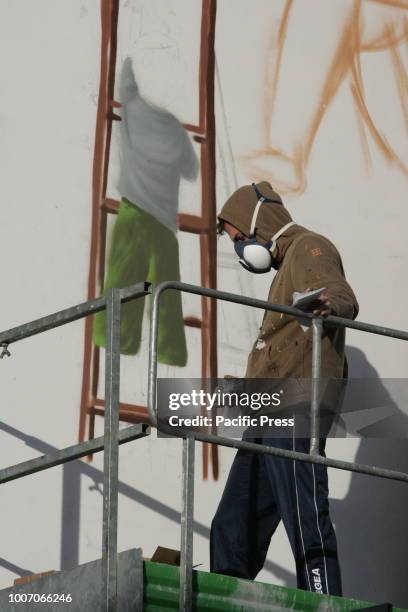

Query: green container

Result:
[143,561,406,611]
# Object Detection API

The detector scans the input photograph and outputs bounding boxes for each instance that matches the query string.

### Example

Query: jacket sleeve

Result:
[290,235,359,320]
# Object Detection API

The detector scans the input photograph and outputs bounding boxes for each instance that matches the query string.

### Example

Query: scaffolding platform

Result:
[0,549,142,611]
[0,554,401,611]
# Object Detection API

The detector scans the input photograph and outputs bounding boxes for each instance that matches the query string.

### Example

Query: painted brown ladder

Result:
[78,0,219,479]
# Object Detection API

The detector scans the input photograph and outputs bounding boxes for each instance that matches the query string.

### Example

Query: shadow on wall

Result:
[331,346,408,608]
[0,420,293,587]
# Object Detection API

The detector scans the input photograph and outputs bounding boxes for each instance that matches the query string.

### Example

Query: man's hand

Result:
[303,288,334,317]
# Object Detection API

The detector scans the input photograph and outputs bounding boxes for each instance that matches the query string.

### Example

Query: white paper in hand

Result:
[292,288,326,332]
[292,287,326,310]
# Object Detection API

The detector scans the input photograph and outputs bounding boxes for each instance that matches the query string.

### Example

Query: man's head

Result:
[217,182,296,272]
[219,221,248,243]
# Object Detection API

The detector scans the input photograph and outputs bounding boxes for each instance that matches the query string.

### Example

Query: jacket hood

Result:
[218,181,305,265]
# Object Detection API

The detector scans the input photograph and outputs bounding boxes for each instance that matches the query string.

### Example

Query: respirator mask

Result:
[234,183,296,273]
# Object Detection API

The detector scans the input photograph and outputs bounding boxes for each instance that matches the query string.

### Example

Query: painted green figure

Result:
[93,198,187,366]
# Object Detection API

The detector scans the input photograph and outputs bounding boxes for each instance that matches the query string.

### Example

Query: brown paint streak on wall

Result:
[303,2,360,166]
[388,24,408,131]
[367,0,408,8]
[263,0,293,141]
[79,0,120,444]
[350,19,408,176]
[242,0,408,195]
[351,24,374,171]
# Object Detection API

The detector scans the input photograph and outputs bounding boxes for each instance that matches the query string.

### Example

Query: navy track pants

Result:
[210,434,342,596]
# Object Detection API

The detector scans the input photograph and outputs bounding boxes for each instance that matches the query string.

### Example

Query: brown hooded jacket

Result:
[218,182,359,398]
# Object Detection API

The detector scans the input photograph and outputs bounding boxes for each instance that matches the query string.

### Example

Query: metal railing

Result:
[1,279,408,611]
[0,282,151,612]
[148,281,408,612]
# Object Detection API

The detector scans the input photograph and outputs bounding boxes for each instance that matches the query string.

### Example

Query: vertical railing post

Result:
[179,435,195,612]
[102,288,121,611]
[310,317,323,455]
[148,286,160,428]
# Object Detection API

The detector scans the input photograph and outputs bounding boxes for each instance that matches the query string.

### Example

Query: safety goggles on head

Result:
[234,183,296,273]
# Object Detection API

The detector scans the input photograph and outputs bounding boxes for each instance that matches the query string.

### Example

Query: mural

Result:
[93,57,198,365]
[82,0,218,480]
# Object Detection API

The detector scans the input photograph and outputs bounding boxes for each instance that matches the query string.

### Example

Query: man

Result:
[210,181,358,596]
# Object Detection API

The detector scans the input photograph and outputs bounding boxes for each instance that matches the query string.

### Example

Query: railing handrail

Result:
[148,280,408,427]
[148,280,408,611]
[149,280,408,340]
[0,282,151,346]
[147,280,408,483]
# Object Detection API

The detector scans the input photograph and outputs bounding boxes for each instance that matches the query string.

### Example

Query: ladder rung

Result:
[92,407,148,424]
[102,198,120,213]
[184,316,202,328]
[183,123,206,140]
[177,213,211,234]
[103,204,211,233]
[91,400,149,424]
[193,134,205,144]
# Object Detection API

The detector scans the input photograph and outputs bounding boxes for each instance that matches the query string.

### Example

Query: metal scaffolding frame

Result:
[148,281,408,612]
[1,279,408,611]
[0,283,151,612]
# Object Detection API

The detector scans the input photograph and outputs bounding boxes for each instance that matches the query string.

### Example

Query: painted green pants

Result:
[93,198,187,366]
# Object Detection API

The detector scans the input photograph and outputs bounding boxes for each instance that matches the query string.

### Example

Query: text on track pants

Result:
[210,433,342,596]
